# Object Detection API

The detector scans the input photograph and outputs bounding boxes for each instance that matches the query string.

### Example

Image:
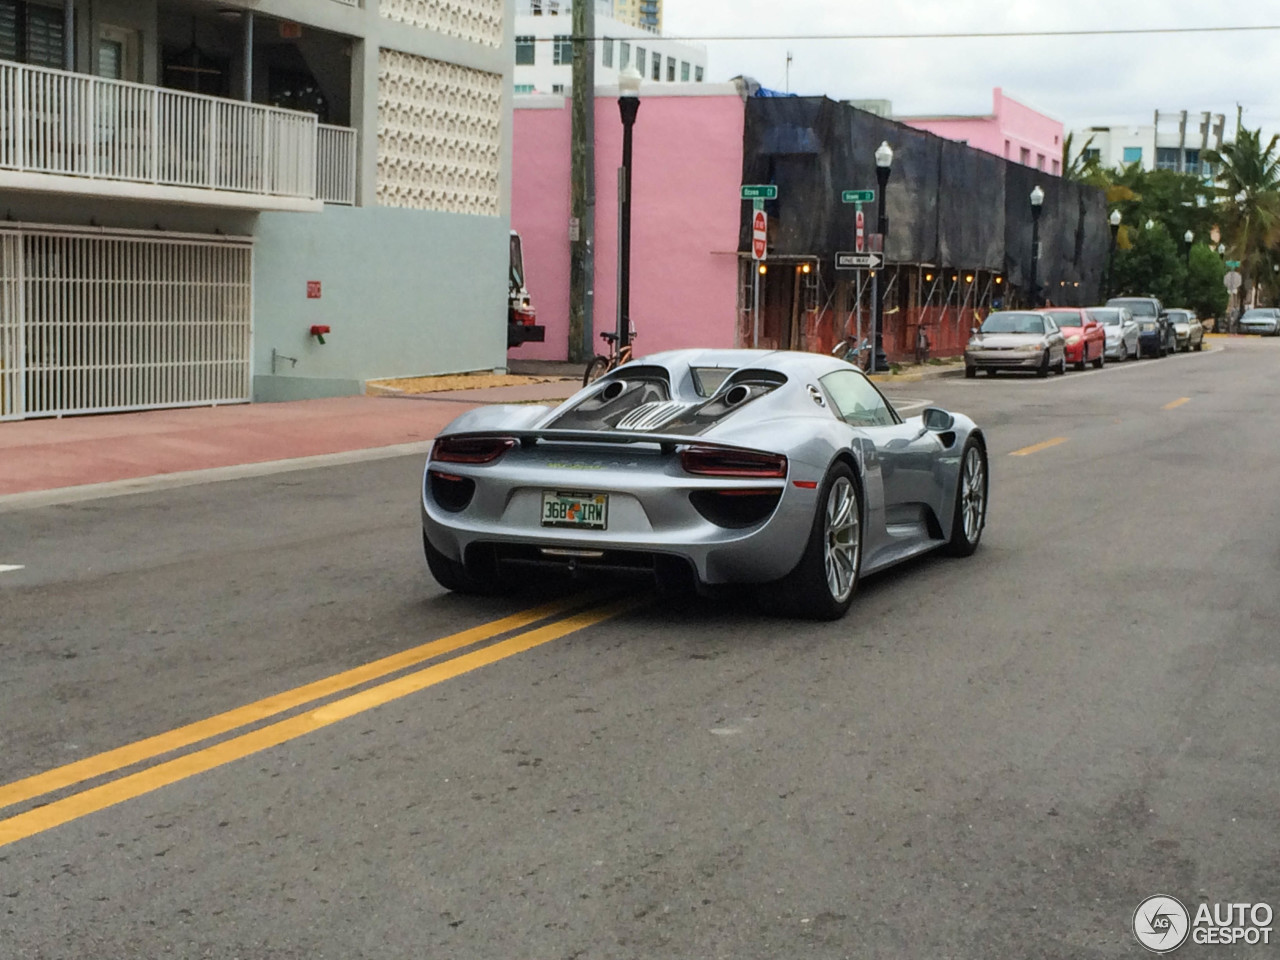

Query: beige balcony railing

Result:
[0,61,356,205]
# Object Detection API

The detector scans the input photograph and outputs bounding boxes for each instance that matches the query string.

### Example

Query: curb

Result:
[868,365,967,384]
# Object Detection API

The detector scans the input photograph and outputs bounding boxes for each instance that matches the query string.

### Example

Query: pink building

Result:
[898,88,1064,176]
[511,88,745,362]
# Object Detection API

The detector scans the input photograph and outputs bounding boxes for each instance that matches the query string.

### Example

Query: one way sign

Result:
[835,251,882,270]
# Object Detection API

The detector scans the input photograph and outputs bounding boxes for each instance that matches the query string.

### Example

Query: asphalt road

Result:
[2,338,1278,959]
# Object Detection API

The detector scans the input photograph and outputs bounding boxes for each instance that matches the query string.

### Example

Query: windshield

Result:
[980,312,1045,335]
[1043,310,1083,326]
[1108,299,1157,317]
[1166,311,1189,323]
[1242,309,1274,320]
[1088,309,1122,326]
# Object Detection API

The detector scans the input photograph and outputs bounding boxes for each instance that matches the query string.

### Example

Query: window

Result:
[1052,159,1060,175]
[819,371,898,427]
[1020,147,1031,165]
[553,34,572,66]
[651,51,660,81]
[1083,148,1101,162]
[681,60,690,81]
[1156,147,1179,171]
[515,35,535,65]
[514,83,535,94]
[1004,139,1011,158]
[0,0,66,69]
[695,66,704,82]
[1184,148,1200,174]
[1036,153,1045,171]
[619,41,630,69]
[552,83,566,95]
[667,56,675,81]
[1122,146,1143,165]
[601,37,613,68]
[635,46,645,73]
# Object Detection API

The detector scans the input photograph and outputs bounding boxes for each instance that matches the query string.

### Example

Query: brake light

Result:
[681,446,787,478]
[513,306,537,326]
[432,436,517,464]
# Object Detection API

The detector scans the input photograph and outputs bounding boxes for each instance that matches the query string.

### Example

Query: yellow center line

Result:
[1163,397,1191,410]
[0,600,636,850]
[0,597,585,814]
[1008,437,1069,457]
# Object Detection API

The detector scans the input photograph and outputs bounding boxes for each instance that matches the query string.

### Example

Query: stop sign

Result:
[752,209,768,261]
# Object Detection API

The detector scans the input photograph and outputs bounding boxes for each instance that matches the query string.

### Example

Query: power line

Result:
[538,24,1280,42]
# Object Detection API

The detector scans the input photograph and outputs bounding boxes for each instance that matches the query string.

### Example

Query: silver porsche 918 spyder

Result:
[421,349,987,620]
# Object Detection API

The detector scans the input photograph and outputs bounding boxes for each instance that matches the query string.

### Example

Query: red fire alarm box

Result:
[306,280,322,299]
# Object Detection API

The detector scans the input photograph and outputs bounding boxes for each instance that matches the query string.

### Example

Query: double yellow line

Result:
[0,596,633,849]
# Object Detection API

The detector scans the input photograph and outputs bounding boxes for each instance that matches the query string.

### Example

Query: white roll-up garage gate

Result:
[0,224,252,420]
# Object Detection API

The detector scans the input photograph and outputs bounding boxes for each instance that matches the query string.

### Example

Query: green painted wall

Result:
[251,205,510,401]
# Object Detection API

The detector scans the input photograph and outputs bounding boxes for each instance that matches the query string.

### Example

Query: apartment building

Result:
[896,88,1065,175]
[610,0,662,31]
[0,0,513,419]
[1073,111,1227,177]
[513,0,702,96]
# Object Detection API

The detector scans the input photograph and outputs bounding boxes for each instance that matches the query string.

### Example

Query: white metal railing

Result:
[0,60,318,199]
[317,124,357,205]
[1,227,253,419]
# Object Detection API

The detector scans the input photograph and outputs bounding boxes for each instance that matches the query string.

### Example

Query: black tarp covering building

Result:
[738,96,1108,304]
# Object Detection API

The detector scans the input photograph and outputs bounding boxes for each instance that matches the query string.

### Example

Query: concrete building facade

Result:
[511,86,743,362]
[897,87,1065,175]
[1,0,514,420]
[513,0,702,96]
[1072,111,1227,177]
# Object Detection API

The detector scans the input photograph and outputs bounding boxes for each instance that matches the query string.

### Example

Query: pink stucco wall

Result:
[902,88,1064,176]
[512,93,745,362]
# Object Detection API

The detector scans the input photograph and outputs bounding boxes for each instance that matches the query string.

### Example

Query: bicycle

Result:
[583,329,635,386]
[831,336,873,372]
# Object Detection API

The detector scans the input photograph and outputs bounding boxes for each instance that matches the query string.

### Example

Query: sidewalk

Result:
[0,396,480,498]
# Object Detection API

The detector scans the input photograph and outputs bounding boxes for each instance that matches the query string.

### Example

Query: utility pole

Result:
[569,0,596,363]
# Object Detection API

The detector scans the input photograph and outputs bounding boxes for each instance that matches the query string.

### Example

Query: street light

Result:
[616,66,642,352]
[1145,218,1155,231]
[871,140,893,373]
[1183,229,1194,303]
[1106,209,1121,298]
[1029,185,1045,307]
[1217,242,1226,260]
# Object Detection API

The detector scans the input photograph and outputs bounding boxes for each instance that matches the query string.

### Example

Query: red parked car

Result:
[1043,308,1105,370]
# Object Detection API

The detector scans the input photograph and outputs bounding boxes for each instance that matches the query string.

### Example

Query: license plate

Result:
[541,491,608,530]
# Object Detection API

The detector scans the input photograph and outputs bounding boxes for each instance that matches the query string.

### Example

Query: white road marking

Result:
[891,398,932,413]
[0,565,25,574]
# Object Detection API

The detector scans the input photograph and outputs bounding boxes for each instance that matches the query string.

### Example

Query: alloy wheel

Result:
[961,446,987,542]
[823,477,860,602]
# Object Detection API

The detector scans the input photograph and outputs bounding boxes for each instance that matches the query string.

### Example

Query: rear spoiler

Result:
[435,429,769,456]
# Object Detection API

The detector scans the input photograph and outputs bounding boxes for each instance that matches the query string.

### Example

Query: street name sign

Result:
[836,251,882,270]
[741,185,778,200]
[752,210,768,261]
[842,189,875,204]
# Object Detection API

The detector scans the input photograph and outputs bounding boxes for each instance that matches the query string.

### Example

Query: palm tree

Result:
[1206,127,1280,312]
[1061,132,1100,182]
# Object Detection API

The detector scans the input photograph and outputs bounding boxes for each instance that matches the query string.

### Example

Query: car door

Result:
[820,370,943,559]
[1043,316,1066,365]
[1123,310,1139,353]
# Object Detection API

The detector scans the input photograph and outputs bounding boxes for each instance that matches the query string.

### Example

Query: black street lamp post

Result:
[1029,185,1045,306]
[1106,209,1121,298]
[617,68,641,351]
[871,141,893,372]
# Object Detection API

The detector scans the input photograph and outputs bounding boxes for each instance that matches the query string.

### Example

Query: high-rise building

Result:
[611,0,663,31]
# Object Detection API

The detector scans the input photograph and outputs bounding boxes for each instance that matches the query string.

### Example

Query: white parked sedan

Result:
[1238,308,1280,336]
[1087,306,1140,360]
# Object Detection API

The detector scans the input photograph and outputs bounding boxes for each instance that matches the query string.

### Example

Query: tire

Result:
[1074,352,1086,371]
[423,531,503,595]
[583,356,611,387]
[1054,354,1066,375]
[965,365,977,379]
[1037,350,1050,377]
[1092,343,1105,369]
[761,462,862,621]
[944,438,988,558]
[1194,340,1203,352]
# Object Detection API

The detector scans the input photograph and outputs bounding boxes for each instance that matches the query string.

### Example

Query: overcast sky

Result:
[663,0,1280,136]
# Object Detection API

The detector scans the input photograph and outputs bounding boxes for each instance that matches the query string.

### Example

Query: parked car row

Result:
[963,296,1205,378]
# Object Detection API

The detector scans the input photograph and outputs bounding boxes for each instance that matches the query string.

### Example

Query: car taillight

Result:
[432,436,516,464]
[680,446,787,478]
[513,307,537,326]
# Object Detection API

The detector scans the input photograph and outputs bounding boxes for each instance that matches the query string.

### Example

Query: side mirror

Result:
[970,326,980,337]
[922,407,955,432]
